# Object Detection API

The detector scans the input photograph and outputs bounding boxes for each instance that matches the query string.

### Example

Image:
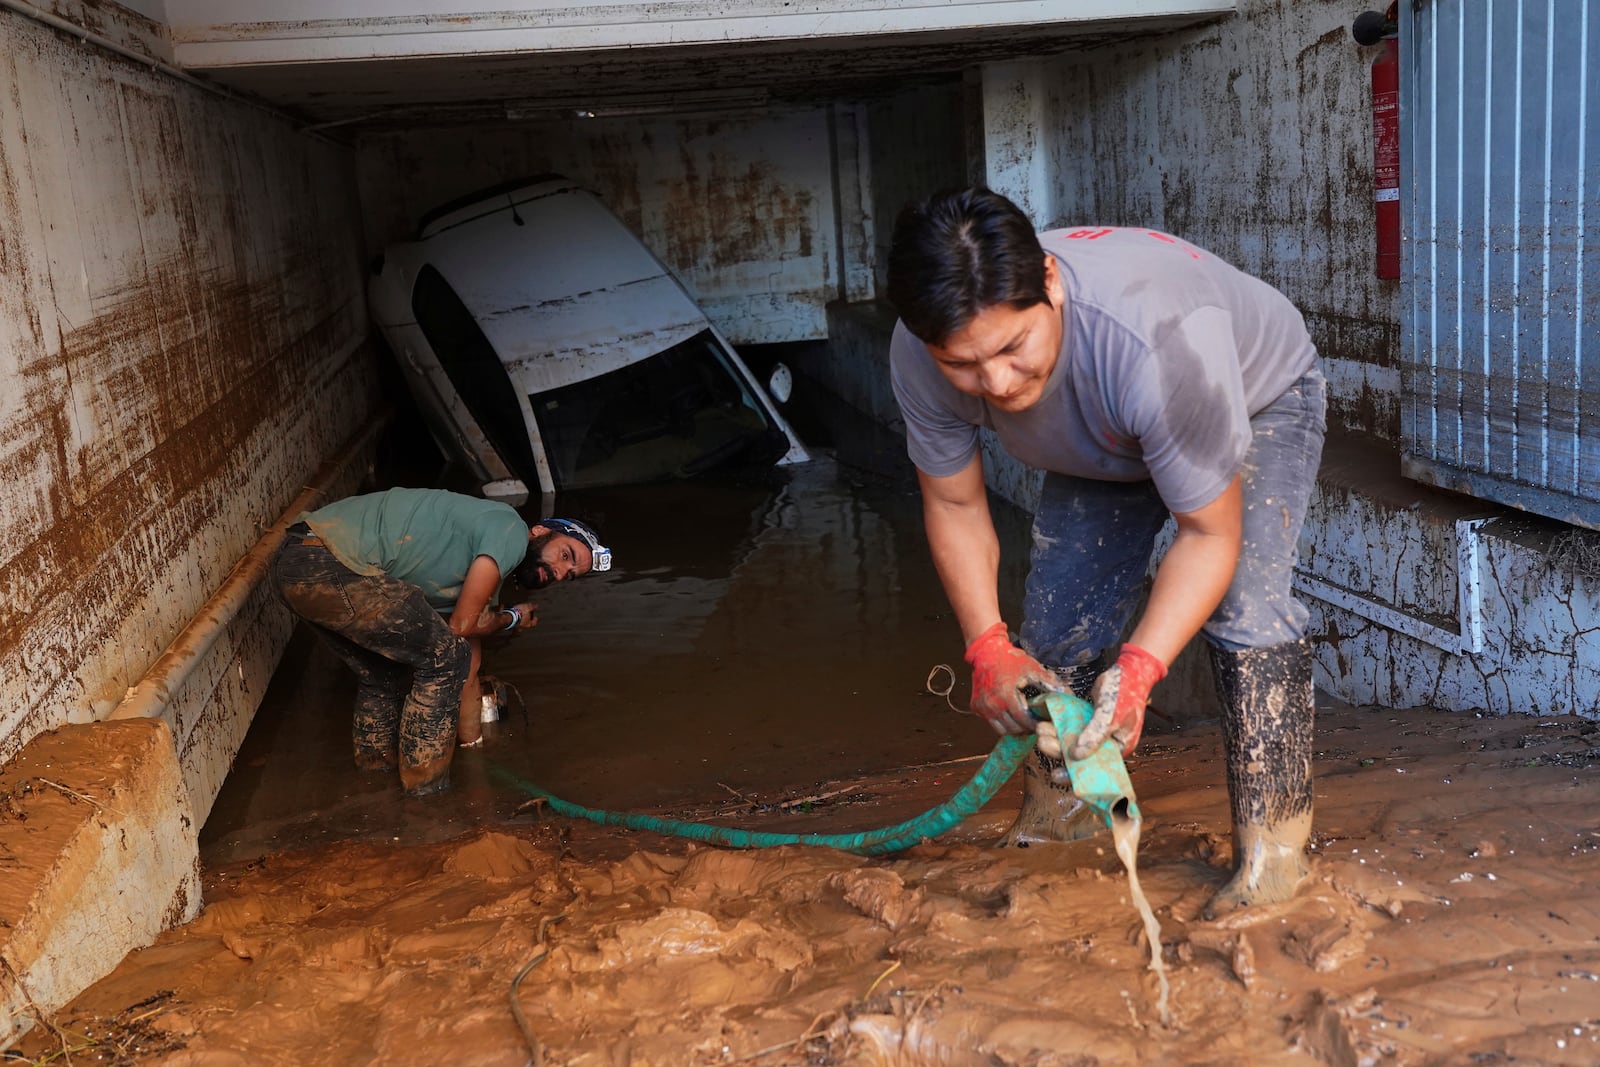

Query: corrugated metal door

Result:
[1400,0,1600,528]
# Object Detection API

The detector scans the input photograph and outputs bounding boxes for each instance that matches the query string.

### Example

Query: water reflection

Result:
[494,455,993,809]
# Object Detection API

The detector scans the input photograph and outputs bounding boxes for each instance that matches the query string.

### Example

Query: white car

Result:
[367,176,808,499]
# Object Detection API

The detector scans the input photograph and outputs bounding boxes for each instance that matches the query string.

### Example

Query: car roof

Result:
[401,179,710,375]
[416,174,575,238]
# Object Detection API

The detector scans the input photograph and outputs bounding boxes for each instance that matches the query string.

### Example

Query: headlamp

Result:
[542,517,612,573]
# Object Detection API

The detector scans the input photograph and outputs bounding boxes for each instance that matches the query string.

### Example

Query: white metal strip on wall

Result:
[1294,518,1491,656]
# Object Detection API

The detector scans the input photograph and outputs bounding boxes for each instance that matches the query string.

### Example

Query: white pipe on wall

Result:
[109,415,388,723]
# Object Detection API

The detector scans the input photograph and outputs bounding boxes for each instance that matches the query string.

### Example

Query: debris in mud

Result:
[10,991,186,1066]
[693,781,885,820]
[1546,526,1600,579]
[1510,720,1600,768]
[1518,748,1600,769]
[0,783,32,823]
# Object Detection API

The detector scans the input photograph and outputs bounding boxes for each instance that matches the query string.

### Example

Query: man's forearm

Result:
[453,604,524,638]
[1128,476,1243,666]
[1128,527,1238,665]
[924,497,1004,645]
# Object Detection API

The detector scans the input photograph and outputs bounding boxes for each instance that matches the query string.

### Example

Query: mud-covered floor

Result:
[14,410,1600,1066]
[17,702,1600,1066]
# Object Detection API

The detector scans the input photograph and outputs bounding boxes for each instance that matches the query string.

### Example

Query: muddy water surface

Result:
[200,436,1011,865]
[17,434,1600,1066]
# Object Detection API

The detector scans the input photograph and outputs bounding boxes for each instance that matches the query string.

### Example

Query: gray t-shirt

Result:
[890,226,1318,514]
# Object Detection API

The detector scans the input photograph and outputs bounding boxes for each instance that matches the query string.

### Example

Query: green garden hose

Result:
[494,693,1140,857]
[494,733,1035,857]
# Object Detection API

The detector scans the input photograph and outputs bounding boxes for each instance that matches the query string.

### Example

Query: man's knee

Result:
[425,634,471,685]
[1202,600,1311,651]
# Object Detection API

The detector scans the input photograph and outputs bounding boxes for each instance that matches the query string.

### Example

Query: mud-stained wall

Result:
[0,11,378,781]
[357,107,837,346]
[1305,469,1600,718]
[989,1,1398,440]
[24,0,170,63]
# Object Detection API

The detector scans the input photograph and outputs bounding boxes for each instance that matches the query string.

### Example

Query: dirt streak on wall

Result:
[0,11,377,785]
[865,80,967,294]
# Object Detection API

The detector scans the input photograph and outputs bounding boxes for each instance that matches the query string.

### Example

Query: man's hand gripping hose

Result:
[1036,643,1166,761]
[964,621,1063,735]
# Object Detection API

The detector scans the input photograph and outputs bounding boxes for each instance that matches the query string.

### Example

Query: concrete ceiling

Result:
[190,15,1224,133]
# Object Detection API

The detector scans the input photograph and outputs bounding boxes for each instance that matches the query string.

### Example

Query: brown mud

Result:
[14,703,1600,1066]
[12,439,1600,1065]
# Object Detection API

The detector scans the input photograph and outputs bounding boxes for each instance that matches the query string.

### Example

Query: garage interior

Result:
[2,1,1599,1063]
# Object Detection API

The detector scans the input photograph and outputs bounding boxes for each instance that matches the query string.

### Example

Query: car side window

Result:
[410,265,541,483]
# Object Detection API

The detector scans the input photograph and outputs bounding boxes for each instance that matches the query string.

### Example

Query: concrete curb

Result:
[0,718,201,1049]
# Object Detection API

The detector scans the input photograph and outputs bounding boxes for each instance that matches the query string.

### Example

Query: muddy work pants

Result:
[268,527,469,789]
[1018,369,1327,668]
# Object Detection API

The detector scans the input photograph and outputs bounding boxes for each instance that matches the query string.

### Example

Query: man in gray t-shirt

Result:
[888,187,1326,918]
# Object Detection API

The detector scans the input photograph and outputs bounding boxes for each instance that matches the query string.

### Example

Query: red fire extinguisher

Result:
[1355,6,1400,279]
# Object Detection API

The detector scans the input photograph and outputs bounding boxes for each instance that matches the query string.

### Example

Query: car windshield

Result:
[529,330,788,489]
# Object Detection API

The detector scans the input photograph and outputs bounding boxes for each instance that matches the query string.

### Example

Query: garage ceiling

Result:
[165,4,1231,132]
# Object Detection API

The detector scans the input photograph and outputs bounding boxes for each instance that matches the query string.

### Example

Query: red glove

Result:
[964,622,1061,735]
[1068,644,1166,759]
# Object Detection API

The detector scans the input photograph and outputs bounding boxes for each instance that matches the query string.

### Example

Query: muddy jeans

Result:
[1019,369,1327,667]
[268,531,469,778]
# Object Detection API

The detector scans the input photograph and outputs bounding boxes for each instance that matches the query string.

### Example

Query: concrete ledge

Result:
[1304,432,1600,716]
[0,719,200,1049]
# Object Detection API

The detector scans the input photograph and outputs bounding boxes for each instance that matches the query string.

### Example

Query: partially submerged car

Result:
[368,176,807,499]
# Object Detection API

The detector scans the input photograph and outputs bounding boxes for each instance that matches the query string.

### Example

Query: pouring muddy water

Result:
[1034,690,1171,1027]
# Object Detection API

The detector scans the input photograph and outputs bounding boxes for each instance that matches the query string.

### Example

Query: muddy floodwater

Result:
[198,415,1012,865]
[14,421,1600,1066]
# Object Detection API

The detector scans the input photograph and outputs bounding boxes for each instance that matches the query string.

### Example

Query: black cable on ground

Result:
[509,913,568,1067]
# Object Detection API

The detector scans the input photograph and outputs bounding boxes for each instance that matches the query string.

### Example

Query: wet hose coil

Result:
[494,734,1036,857]
[493,693,1139,856]
[492,697,1132,857]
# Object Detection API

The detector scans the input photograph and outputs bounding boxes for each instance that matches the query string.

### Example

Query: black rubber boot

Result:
[998,662,1104,847]
[1203,638,1315,918]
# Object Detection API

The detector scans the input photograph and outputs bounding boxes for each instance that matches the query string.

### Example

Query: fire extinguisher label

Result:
[1374,89,1401,191]
[1372,36,1401,279]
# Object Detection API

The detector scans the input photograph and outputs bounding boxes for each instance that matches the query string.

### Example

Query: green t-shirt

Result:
[303,488,530,611]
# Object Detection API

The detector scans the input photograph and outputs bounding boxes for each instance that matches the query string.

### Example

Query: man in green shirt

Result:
[268,487,611,795]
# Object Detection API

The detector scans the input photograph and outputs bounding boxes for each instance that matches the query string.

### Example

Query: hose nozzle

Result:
[1032,691,1141,828]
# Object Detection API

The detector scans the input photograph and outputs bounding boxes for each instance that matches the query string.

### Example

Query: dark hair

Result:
[885,186,1049,344]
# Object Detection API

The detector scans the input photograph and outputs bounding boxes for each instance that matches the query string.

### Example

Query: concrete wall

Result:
[23,0,172,63]
[1303,436,1600,718]
[356,106,839,346]
[0,8,379,799]
[864,79,970,296]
